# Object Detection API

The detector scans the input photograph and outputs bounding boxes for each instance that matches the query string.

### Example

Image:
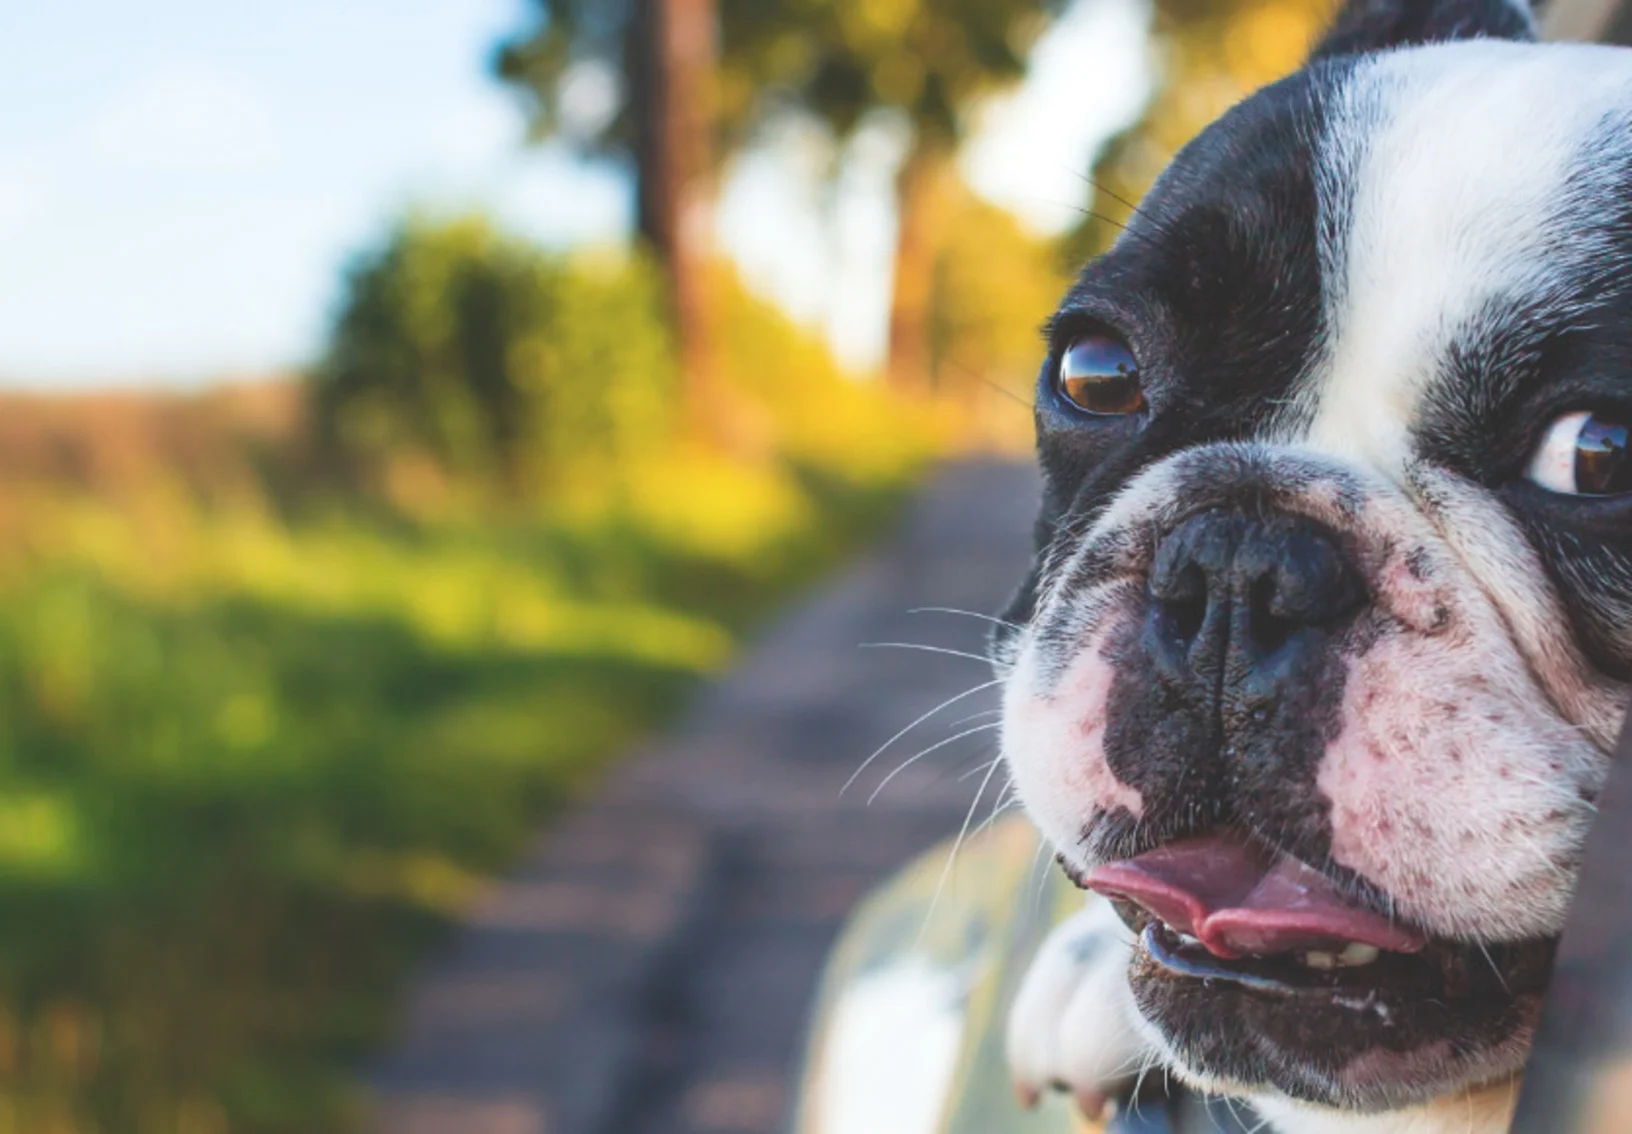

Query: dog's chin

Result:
[1123,914,1552,1111]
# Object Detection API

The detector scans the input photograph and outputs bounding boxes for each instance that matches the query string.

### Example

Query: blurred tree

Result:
[497,0,1067,396]
[929,186,1069,401]
[1062,0,1336,264]
[495,0,718,424]
[313,216,677,505]
[717,0,1068,394]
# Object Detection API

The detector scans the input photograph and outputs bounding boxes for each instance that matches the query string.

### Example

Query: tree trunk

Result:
[627,0,720,431]
[887,142,952,396]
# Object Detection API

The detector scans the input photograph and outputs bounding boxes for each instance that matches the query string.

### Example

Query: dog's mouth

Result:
[1076,833,1556,999]
[1134,920,1553,1002]
[1063,832,1557,1106]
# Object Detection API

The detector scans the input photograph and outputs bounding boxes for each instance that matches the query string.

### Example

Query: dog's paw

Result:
[1007,895,1156,1119]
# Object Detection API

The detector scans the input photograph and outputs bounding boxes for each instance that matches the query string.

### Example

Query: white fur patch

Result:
[1002,615,1144,861]
[1299,41,1632,474]
[1319,626,1596,940]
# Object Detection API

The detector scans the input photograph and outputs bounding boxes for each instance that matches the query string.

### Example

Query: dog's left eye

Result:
[1526,410,1632,496]
[1057,336,1145,416]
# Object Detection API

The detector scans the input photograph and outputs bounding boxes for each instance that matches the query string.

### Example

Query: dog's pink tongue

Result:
[1087,834,1427,960]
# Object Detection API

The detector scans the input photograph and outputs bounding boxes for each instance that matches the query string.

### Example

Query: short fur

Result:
[1000,0,1632,1128]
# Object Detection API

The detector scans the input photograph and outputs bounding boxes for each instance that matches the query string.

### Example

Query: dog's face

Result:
[998,2,1632,1116]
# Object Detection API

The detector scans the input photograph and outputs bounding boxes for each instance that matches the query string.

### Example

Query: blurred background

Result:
[0,0,1334,1130]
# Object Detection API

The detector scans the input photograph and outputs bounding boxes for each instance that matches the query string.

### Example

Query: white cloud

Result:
[90,64,281,170]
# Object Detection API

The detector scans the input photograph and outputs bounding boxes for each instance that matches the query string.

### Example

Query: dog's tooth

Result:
[1339,942,1381,967]
[1303,951,1337,971]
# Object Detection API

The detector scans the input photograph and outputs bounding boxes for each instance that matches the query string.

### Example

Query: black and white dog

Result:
[998,0,1632,1128]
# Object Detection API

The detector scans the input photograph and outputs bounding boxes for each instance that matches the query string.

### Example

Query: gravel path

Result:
[368,457,1041,1134]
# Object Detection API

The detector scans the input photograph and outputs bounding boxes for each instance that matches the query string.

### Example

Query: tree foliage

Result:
[493,1,639,152]
[495,1,1080,392]
[716,0,1063,147]
[310,213,942,506]
[496,0,1064,154]
[313,216,677,499]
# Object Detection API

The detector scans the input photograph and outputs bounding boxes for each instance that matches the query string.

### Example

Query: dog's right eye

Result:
[1057,336,1145,416]
[1526,410,1631,496]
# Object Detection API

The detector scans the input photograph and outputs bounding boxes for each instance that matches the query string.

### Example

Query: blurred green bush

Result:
[315,216,680,500]
[0,215,931,1133]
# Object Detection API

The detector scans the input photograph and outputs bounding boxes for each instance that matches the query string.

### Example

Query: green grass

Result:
[0,458,917,1134]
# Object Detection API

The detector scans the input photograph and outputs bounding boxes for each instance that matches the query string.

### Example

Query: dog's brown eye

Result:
[1058,336,1144,416]
[1527,410,1632,496]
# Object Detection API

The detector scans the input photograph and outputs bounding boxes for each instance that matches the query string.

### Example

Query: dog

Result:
[995,0,1632,1128]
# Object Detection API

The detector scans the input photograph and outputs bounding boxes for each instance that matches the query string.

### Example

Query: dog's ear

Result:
[1311,0,1534,59]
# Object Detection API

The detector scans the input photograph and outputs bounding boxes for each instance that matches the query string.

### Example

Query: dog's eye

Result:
[1057,336,1145,416]
[1526,410,1632,496]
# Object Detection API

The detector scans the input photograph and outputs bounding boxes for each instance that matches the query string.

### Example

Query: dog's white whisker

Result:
[1473,937,1512,997]
[917,751,1004,944]
[1097,1033,1154,1082]
[1128,1049,1162,1119]
[1508,826,1575,883]
[839,677,1003,798]
[906,605,1023,630]
[867,724,1001,804]
[971,778,1020,839]
[954,755,1004,784]
[1246,1107,1277,1134]
[972,801,1020,842]
[858,641,993,664]
[1101,1048,1153,1083]
[944,707,1005,729]
[1028,838,1059,915]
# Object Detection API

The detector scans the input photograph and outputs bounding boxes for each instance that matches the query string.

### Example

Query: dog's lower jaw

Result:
[1009,898,1527,1134]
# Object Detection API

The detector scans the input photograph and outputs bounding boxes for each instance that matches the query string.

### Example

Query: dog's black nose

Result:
[1148,511,1364,696]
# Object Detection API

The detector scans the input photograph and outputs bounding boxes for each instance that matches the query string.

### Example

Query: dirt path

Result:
[368,457,1041,1134]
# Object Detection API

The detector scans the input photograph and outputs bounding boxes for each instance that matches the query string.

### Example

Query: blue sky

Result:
[0,0,1147,387]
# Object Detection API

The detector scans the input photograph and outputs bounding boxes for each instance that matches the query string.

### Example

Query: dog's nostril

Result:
[1247,573,1295,655]
[1159,564,1209,643]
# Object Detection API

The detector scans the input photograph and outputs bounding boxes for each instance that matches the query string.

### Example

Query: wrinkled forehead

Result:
[1106,38,1632,478]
